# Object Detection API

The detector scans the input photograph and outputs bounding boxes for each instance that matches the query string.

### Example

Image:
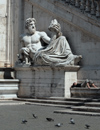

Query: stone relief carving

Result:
[17,18,82,67]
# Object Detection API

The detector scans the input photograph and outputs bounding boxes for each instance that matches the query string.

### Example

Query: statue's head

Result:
[25,18,36,34]
[48,19,62,36]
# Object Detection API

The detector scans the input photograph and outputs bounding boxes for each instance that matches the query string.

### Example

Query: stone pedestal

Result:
[0,79,19,99]
[15,66,80,98]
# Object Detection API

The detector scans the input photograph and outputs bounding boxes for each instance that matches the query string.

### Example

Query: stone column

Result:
[0,0,7,67]
[0,0,14,67]
[0,0,23,68]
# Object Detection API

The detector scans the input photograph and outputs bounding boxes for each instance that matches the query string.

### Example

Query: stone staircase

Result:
[0,79,19,99]
[14,97,100,116]
[54,97,100,116]
[70,99,100,115]
[14,97,85,107]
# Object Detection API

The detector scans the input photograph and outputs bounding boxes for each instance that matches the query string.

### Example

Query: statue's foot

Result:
[30,62,34,66]
[74,55,82,65]
[70,60,74,65]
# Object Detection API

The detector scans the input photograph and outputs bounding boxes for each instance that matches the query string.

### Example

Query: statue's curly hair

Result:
[25,18,36,29]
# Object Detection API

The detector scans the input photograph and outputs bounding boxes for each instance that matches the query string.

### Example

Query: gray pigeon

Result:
[70,118,75,124]
[46,118,54,121]
[32,114,37,118]
[22,119,27,124]
[55,123,63,127]
[85,124,90,129]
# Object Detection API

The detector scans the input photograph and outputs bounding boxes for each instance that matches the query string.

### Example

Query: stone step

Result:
[25,102,72,108]
[85,102,100,107]
[48,97,92,102]
[72,106,100,113]
[0,79,19,84]
[54,109,100,116]
[0,79,19,83]
[14,98,84,106]
[0,79,19,99]
[92,99,100,102]
[0,84,18,87]
[0,87,18,94]
[0,94,18,99]
[41,97,100,104]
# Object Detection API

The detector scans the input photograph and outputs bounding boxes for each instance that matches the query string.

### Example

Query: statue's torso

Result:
[21,31,43,50]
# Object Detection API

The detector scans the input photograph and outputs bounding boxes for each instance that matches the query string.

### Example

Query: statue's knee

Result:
[20,48,25,53]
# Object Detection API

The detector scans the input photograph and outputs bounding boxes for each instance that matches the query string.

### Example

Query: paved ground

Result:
[0,101,100,130]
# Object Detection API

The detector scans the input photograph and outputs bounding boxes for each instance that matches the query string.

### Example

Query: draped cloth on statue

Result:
[34,36,81,66]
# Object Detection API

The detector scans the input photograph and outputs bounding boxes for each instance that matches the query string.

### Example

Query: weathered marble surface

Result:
[0,0,7,17]
[17,18,50,65]
[15,66,80,98]
[0,79,19,99]
[17,18,82,67]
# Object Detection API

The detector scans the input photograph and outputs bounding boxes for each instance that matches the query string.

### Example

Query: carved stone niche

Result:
[15,65,80,98]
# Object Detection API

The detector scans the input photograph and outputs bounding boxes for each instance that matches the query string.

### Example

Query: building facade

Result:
[0,0,100,86]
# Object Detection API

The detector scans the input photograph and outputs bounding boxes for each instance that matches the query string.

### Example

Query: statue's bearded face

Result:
[27,21,36,34]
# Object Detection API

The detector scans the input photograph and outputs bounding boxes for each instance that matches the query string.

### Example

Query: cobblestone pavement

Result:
[0,101,100,130]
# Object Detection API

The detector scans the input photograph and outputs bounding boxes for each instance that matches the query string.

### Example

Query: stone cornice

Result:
[15,65,81,71]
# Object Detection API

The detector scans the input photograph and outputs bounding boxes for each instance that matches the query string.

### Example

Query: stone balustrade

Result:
[61,0,100,18]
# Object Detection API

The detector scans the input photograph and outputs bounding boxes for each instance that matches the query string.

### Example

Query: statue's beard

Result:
[29,30,35,34]
[28,27,36,34]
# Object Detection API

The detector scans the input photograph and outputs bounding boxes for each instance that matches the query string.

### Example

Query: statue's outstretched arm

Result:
[40,32,50,44]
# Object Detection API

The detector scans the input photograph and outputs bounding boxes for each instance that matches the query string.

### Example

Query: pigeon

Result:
[32,114,37,118]
[70,118,75,124]
[55,123,63,127]
[46,118,54,121]
[21,119,27,124]
[85,124,90,129]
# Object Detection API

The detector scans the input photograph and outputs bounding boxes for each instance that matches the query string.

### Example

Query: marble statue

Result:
[34,19,82,66]
[17,18,50,65]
